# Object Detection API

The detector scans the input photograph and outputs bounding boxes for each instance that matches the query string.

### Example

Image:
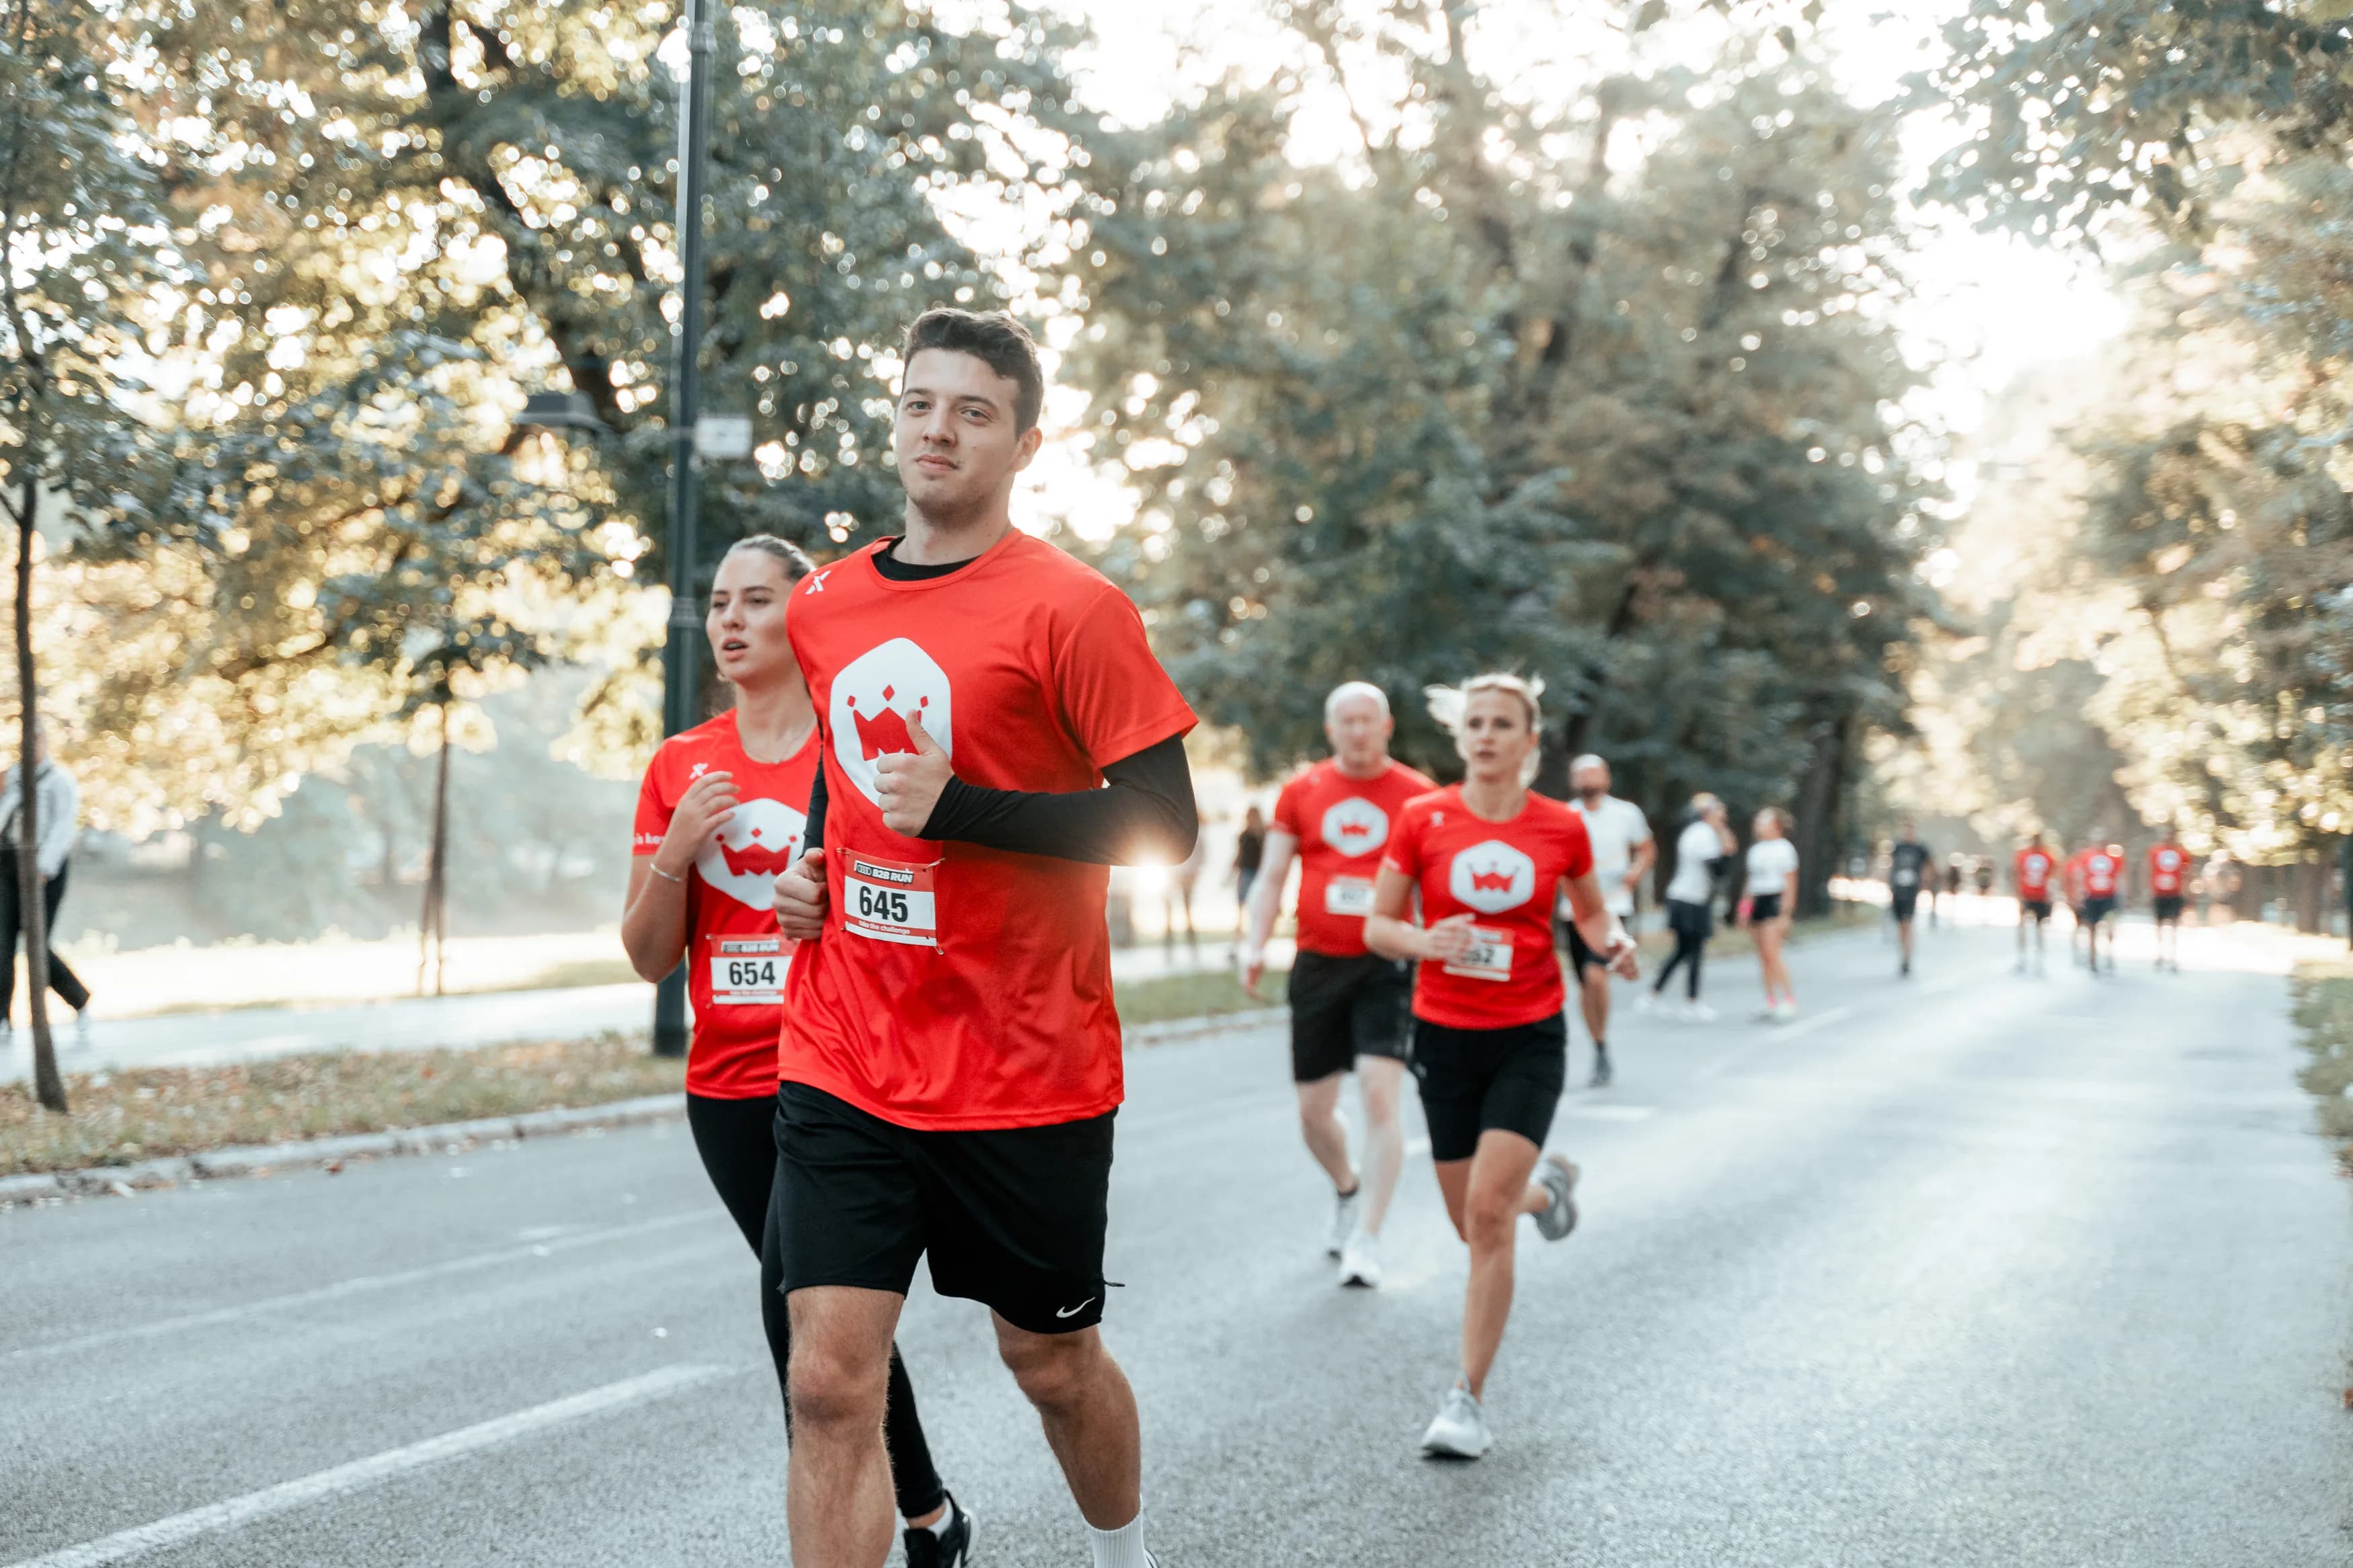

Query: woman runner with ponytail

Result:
[621,535,973,1565]
[1366,674,1638,1460]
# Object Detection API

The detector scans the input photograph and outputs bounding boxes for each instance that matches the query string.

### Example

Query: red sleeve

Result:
[1272,774,1308,837]
[1382,803,1427,881]
[632,751,674,857]
[1051,587,1198,767]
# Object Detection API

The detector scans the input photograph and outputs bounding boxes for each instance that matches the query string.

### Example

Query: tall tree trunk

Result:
[417,701,451,997]
[17,473,62,1112]
[1789,708,1850,920]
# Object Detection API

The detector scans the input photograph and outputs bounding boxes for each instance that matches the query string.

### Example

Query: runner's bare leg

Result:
[1295,1072,1356,1192]
[1433,1130,1548,1400]
[1357,1055,1406,1235]
[994,1318,1143,1528]
[787,1286,903,1568]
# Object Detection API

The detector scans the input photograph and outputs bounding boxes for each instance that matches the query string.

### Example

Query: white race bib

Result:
[1324,875,1376,917]
[843,851,940,948]
[710,936,785,1005]
[1443,925,1513,982]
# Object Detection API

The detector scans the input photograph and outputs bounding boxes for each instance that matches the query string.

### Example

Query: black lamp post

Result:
[649,0,718,1059]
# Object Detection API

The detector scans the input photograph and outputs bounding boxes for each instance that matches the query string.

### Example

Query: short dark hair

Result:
[901,308,1045,433]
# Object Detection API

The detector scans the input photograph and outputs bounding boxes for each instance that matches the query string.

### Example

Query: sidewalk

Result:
[0,937,1287,1085]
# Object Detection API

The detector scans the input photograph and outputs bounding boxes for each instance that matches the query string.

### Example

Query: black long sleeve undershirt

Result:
[799,538,1199,866]
[803,733,1197,868]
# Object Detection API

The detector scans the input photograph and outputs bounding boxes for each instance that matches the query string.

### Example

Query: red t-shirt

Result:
[1381,786,1593,1031]
[1271,759,1438,957]
[783,532,1198,1130]
[2082,848,2122,898]
[2148,842,2188,896]
[2014,848,2055,901]
[633,712,817,1100]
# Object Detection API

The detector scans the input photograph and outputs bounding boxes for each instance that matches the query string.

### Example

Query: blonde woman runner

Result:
[1365,675,1636,1459]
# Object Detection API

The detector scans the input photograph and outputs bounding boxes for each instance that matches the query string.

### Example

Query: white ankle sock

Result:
[1086,1509,1150,1568]
[920,1496,957,1537]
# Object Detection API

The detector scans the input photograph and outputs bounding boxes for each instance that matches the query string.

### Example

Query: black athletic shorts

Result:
[1559,915,1608,973]
[1288,949,1412,1082]
[1410,1013,1568,1163]
[1890,887,1920,921]
[1749,892,1783,923]
[770,1081,1113,1335]
[2022,899,2052,921]
[2153,895,2184,922]
[2083,895,2116,926]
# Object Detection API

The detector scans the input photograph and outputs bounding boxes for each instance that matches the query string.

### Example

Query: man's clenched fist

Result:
[773,848,830,941]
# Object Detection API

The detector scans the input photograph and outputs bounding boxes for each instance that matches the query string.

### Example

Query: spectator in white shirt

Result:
[1741,807,1800,1021]
[0,728,90,1040]
[1644,794,1735,1021]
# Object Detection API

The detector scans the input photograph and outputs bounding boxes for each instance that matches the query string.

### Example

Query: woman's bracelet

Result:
[649,863,686,885]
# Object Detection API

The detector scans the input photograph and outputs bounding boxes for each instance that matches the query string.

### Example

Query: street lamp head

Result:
[513,390,609,435]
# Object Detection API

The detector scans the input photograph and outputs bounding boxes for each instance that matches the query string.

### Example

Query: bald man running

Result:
[1242,682,1434,1289]
[1560,754,1652,1087]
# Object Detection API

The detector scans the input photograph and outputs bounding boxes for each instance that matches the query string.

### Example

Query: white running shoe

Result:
[1534,1155,1580,1241]
[1420,1383,1492,1459]
[1325,1186,1360,1260]
[1634,989,1658,1016]
[74,1009,89,1044]
[1339,1230,1382,1288]
[1771,999,1798,1022]
[1687,1000,1718,1023]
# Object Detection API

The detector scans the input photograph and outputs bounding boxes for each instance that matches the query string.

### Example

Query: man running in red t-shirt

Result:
[771,311,1195,1568]
[1240,682,1434,1290]
[2011,831,2057,975]
[2078,834,2123,976]
[2147,829,2190,973]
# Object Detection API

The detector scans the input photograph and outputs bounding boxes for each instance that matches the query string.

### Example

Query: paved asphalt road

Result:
[0,940,1281,1086]
[4,921,2349,1566]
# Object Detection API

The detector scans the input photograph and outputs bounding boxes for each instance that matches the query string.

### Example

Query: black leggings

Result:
[685,1093,946,1522]
[1652,919,1708,999]
[1,856,88,1016]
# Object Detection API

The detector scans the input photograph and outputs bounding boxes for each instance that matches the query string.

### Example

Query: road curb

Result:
[1,1094,686,1207]
[1124,1006,1288,1046]
[1,1007,1287,1208]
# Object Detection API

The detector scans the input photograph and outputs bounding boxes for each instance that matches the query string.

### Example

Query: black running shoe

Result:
[904,1496,973,1568]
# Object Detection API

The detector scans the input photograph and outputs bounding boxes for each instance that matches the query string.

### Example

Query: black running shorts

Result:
[1749,892,1784,923]
[2153,895,2184,922]
[1410,1013,1568,1163]
[2083,895,2116,926]
[2022,898,2052,921]
[1288,950,1413,1082]
[770,1082,1113,1335]
[1559,916,1609,973]
[1890,889,1920,922]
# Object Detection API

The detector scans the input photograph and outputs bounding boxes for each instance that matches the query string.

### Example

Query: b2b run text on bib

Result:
[844,852,941,948]
[711,935,786,1005]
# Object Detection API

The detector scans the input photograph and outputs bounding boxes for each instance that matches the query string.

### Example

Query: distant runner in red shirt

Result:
[2078,834,2123,975]
[768,311,1195,1568]
[1239,682,1435,1289]
[621,537,969,1564]
[2148,829,2191,973]
[2012,831,2057,975]
[1367,674,1636,1462]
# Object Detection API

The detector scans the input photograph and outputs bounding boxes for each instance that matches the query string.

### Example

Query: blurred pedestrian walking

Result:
[1644,794,1735,1020]
[0,726,90,1042]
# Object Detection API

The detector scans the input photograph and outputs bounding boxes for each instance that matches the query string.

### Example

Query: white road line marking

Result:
[5,1211,716,1364]
[1565,1104,1657,1122]
[5,1364,728,1568]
